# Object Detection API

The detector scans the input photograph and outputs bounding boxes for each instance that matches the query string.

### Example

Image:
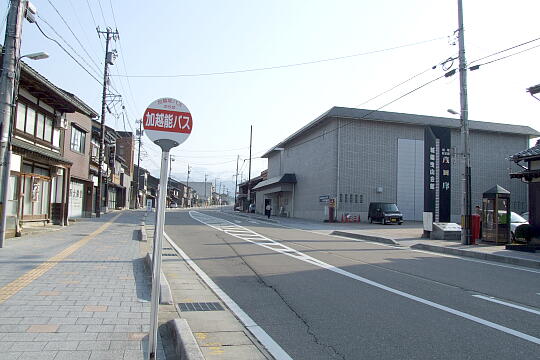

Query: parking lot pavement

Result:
[0,210,168,360]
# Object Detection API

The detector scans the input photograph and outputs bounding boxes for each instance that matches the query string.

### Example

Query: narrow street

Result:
[165,209,540,360]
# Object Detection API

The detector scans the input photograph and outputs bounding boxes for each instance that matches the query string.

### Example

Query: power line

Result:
[45,0,102,75]
[111,35,448,78]
[357,63,440,108]
[34,20,103,86]
[469,36,540,65]
[96,0,107,25]
[279,74,447,154]
[107,0,140,119]
[358,36,540,109]
[260,37,540,156]
[36,15,103,81]
[85,0,104,52]
[35,15,126,99]
[470,44,540,70]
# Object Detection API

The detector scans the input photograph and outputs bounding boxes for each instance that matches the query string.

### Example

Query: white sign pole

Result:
[148,150,169,359]
[144,98,192,360]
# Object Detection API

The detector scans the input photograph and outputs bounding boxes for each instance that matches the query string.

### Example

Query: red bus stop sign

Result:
[143,97,192,149]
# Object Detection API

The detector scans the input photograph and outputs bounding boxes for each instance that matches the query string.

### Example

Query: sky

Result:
[3,0,540,195]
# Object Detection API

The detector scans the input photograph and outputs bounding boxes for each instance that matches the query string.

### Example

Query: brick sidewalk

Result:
[0,211,166,360]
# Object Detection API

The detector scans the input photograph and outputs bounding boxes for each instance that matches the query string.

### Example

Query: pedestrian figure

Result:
[265,203,272,219]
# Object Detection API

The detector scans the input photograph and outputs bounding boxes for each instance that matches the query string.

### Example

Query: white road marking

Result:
[234,220,242,224]
[189,210,540,346]
[472,295,540,316]
[326,232,540,274]
[219,211,540,274]
[163,232,293,360]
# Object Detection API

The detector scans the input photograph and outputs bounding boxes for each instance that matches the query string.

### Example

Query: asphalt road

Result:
[164,209,540,360]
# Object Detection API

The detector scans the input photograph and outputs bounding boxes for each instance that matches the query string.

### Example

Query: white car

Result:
[510,212,528,242]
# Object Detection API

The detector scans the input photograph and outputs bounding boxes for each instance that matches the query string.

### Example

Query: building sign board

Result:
[424,126,451,222]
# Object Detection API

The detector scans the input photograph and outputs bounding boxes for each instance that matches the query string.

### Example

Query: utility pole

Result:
[214,178,217,205]
[0,0,26,248]
[134,119,142,208]
[185,164,191,207]
[234,155,239,209]
[204,173,207,207]
[219,181,222,205]
[247,125,252,205]
[457,0,471,245]
[96,27,118,218]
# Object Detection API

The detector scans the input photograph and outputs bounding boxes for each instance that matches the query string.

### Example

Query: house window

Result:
[16,103,26,131]
[16,102,57,145]
[25,106,36,135]
[36,113,45,139]
[44,117,53,142]
[355,194,358,203]
[359,195,363,203]
[345,194,348,203]
[70,126,86,153]
[339,193,343,203]
[52,128,60,148]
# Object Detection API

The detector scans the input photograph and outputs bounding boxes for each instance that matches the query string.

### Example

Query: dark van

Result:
[368,202,403,225]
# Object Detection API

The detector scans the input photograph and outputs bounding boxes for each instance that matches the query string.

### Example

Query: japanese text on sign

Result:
[144,109,192,133]
[429,146,436,190]
[441,147,451,191]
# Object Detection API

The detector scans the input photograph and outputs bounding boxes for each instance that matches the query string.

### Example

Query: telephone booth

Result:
[481,185,511,244]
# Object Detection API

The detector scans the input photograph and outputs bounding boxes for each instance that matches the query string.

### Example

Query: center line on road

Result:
[472,295,540,316]
[188,210,540,346]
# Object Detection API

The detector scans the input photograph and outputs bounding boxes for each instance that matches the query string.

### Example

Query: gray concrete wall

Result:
[272,119,338,220]
[453,130,529,220]
[265,115,530,222]
[337,119,425,221]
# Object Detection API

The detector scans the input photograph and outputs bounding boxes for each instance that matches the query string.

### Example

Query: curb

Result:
[144,253,174,305]
[411,243,540,269]
[168,319,205,360]
[331,230,400,245]
[230,211,280,224]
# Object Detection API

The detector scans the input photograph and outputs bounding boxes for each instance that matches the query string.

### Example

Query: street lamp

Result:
[22,51,49,60]
[0,51,49,247]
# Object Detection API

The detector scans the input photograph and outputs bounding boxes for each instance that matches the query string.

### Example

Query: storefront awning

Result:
[12,138,72,165]
[252,173,296,190]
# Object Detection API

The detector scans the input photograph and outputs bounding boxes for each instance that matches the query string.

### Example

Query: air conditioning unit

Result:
[54,114,67,129]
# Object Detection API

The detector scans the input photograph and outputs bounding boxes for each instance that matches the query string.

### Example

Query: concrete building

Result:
[64,104,98,218]
[257,107,539,222]
[8,63,97,234]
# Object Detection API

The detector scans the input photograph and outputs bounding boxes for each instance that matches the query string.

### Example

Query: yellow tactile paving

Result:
[0,213,123,304]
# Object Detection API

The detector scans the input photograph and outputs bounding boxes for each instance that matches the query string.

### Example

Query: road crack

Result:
[215,232,347,360]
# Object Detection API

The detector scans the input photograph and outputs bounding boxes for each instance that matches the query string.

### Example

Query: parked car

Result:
[169,202,178,208]
[510,211,528,242]
[368,202,403,225]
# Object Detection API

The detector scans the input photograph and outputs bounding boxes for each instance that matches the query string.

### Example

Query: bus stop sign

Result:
[143,97,192,148]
